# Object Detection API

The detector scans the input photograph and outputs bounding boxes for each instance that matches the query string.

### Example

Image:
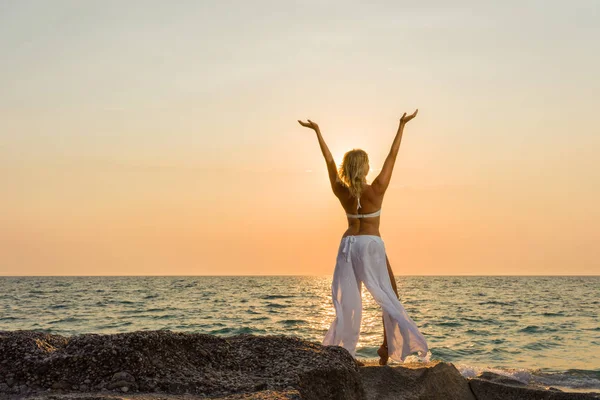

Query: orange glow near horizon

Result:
[1,2,599,276]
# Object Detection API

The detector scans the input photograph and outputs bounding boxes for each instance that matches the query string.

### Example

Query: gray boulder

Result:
[360,361,476,400]
[469,378,600,400]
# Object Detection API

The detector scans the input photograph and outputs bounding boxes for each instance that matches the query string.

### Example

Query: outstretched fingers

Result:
[400,109,419,125]
[298,119,319,131]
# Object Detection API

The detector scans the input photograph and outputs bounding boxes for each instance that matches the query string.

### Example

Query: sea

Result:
[1,276,598,392]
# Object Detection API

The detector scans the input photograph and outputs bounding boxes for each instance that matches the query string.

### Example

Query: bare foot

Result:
[377,345,389,366]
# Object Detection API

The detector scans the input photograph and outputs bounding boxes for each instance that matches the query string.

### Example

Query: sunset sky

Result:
[1,1,599,276]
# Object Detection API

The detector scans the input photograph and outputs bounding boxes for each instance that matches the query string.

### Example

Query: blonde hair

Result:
[338,149,369,199]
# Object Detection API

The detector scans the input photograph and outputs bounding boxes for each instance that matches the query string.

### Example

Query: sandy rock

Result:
[469,378,600,400]
[0,330,363,400]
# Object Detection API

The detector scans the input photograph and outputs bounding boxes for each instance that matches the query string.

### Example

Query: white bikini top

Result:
[345,197,382,219]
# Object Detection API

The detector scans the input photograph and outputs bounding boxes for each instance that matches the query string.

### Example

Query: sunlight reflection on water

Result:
[1,275,598,377]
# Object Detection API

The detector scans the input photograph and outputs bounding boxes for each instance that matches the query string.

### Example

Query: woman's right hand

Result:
[298,119,320,132]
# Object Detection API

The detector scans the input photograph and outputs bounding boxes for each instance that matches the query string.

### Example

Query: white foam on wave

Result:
[456,364,600,392]
[457,364,532,383]
[403,350,432,364]
[534,372,600,391]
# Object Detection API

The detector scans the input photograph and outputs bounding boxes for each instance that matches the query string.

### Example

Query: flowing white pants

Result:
[322,235,428,362]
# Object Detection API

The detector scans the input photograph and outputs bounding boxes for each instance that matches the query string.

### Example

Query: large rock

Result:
[360,361,476,400]
[0,330,364,400]
[15,391,301,399]
[469,378,600,400]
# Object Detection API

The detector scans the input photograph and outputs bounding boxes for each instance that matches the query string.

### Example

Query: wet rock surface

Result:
[475,371,529,387]
[0,330,362,400]
[360,361,476,400]
[469,377,600,400]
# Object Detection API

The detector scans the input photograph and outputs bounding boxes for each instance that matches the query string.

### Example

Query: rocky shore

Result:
[0,330,598,400]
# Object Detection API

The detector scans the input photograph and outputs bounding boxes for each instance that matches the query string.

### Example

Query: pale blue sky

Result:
[2,1,598,162]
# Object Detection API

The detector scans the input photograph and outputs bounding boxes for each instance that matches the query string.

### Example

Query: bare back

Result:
[299,110,418,239]
[335,184,384,237]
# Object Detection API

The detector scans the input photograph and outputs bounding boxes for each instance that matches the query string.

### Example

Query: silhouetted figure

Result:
[298,110,427,365]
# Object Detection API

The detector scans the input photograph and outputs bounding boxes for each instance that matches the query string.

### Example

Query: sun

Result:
[333,151,345,168]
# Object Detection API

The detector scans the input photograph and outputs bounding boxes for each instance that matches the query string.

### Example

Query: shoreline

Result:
[1,330,598,399]
[2,275,597,380]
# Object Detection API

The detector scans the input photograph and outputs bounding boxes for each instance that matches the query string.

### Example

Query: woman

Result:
[298,110,428,365]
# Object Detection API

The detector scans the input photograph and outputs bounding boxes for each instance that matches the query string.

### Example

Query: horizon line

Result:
[1,274,598,278]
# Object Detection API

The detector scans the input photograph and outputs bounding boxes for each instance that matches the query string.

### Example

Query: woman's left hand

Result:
[399,109,418,127]
[298,119,320,132]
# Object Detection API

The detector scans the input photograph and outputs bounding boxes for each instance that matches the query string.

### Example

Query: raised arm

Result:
[372,109,418,195]
[298,119,342,193]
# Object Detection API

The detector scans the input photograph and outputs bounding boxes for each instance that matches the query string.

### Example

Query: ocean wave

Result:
[209,327,267,335]
[151,314,176,320]
[523,340,563,350]
[478,300,515,306]
[48,317,81,324]
[459,365,600,391]
[462,317,497,324]
[261,295,295,300]
[0,316,21,321]
[146,307,177,312]
[433,347,486,358]
[94,321,134,329]
[465,329,491,336]
[538,369,600,389]
[542,311,565,317]
[266,303,289,308]
[279,319,305,326]
[519,325,558,334]
[437,321,462,327]
[458,364,532,384]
